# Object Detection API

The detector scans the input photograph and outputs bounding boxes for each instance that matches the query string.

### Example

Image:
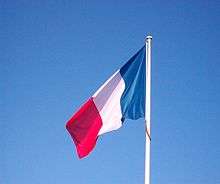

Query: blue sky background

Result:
[1,1,220,184]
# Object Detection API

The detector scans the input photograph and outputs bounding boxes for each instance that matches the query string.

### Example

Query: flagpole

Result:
[145,35,152,184]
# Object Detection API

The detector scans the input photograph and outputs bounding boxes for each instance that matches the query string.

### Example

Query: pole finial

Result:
[145,35,152,43]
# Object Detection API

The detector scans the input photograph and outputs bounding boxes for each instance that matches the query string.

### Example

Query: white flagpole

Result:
[145,35,152,184]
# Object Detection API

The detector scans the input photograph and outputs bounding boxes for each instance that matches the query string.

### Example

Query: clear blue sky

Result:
[1,1,220,184]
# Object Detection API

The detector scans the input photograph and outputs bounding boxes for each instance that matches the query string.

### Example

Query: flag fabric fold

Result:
[66,46,146,158]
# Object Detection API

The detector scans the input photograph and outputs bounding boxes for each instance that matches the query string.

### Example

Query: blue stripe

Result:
[119,46,146,121]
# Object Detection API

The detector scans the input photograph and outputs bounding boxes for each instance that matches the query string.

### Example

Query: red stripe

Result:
[66,98,102,158]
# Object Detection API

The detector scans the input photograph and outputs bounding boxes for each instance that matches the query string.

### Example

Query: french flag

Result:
[66,46,146,158]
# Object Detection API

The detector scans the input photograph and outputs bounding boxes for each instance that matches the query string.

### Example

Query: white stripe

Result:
[92,70,125,135]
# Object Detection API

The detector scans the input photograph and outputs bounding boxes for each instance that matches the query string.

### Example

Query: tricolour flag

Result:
[66,46,146,158]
